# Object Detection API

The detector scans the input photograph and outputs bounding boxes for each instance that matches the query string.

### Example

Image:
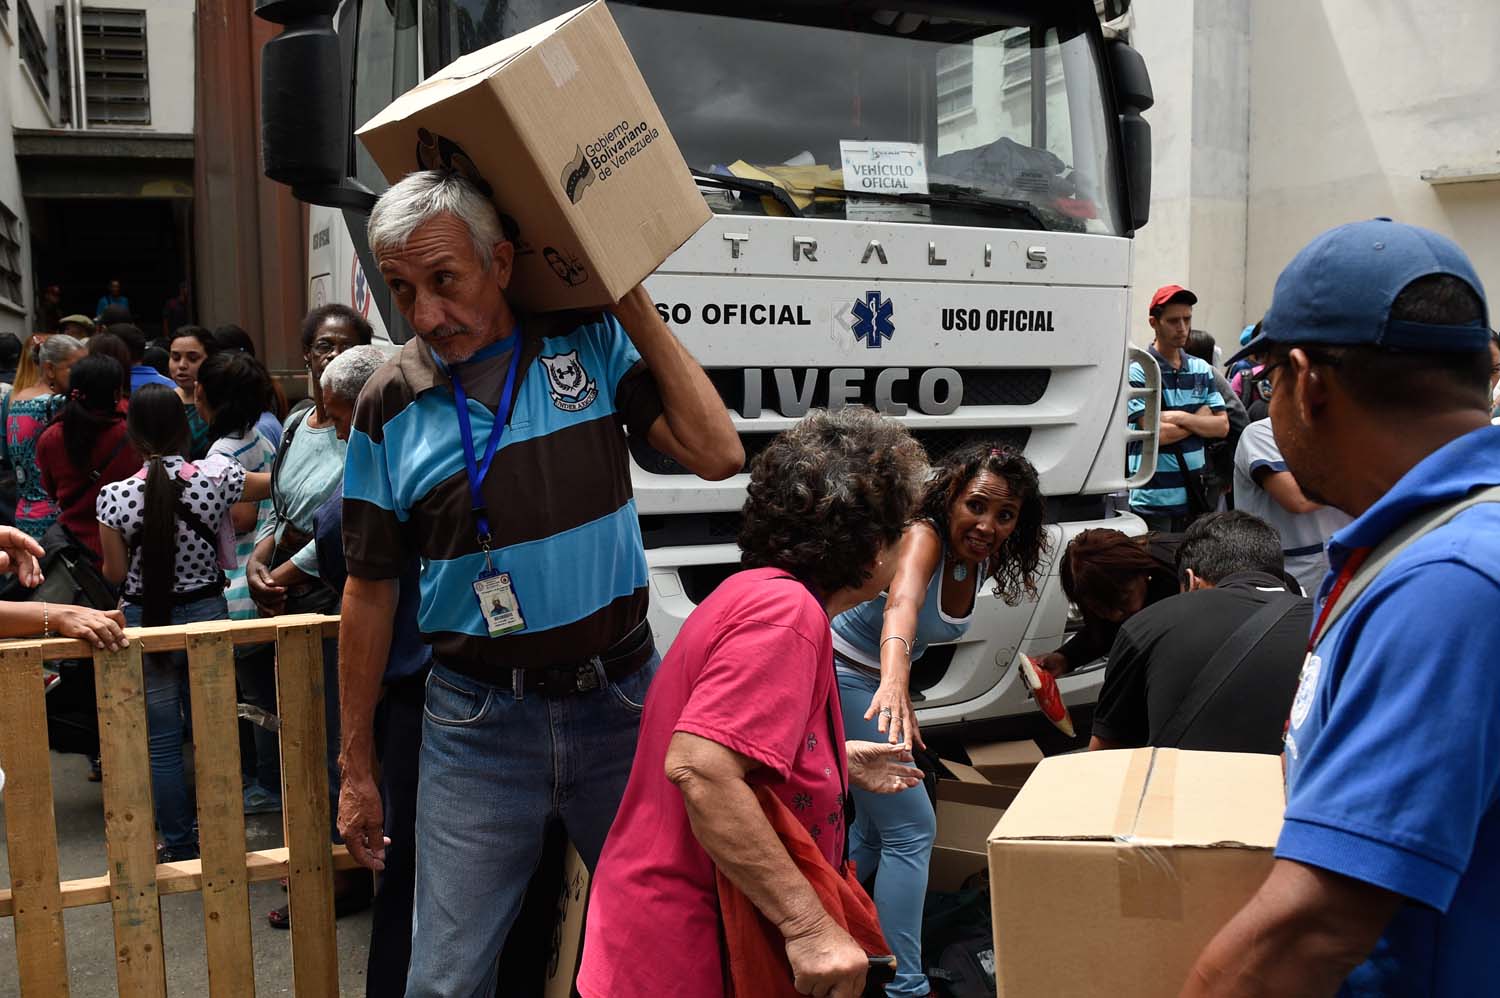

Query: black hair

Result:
[916,443,1051,605]
[213,324,256,356]
[1176,511,1284,585]
[99,303,132,325]
[126,385,191,627]
[1185,329,1216,365]
[170,324,219,358]
[87,333,134,394]
[1268,274,1490,414]
[142,345,170,377]
[300,304,373,354]
[197,351,273,439]
[0,333,21,367]
[110,322,147,362]
[57,355,126,471]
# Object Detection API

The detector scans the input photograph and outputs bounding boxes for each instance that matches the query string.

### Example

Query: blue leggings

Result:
[838,667,935,997]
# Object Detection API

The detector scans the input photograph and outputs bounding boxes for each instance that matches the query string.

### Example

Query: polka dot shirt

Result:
[97,455,246,596]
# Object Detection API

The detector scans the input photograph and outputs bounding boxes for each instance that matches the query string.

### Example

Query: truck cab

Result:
[260,0,1161,740]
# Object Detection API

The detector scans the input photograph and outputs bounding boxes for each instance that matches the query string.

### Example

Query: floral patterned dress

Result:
[7,393,64,541]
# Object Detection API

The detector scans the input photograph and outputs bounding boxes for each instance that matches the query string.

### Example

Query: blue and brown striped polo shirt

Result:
[1127,345,1225,514]
[342,310,664,679]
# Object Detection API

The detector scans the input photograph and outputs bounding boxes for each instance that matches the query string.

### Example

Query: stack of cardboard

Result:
[929,740,1044,891]
[987,749,1284,998]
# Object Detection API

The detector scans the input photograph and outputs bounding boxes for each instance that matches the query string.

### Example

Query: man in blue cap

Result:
[1182,219,1500,996]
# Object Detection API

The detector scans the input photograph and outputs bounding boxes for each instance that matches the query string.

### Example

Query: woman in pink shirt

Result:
[580,409,929,998]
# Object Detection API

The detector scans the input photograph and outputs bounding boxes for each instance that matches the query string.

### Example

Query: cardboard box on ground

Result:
[928,740,1043,892]
[988,749,1285,998]
[544,843,590,998]
[356,1,710,313]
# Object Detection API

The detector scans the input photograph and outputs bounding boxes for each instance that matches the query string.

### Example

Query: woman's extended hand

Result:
[54,605,127,651]
[863,682,924,750]
[846,740,923,795]
[0,527,45,587]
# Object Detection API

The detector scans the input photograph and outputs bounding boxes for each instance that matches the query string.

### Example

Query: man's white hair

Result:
[320,344,389,403]
[366,170,505,268]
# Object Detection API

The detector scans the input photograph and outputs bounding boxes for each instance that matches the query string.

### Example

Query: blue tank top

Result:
[830,540,981,670]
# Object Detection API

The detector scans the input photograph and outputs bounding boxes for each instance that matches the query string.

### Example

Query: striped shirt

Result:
[343,310,664,680]
[1128,346,1225,514]
[208,427,279,619]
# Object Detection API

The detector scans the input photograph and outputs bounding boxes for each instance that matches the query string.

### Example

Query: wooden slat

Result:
[0,846,361,917]
[94,640,168,998]
[0,643,71,997]
[185,628,255,998]
[0,613,340,662]
[275,623,339,998]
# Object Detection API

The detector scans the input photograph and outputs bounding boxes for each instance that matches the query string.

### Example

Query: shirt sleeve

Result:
[342,395,411,581]
[1091,624,1151,746]
[594,313,666,438]
[675,613,822,780]
[1197,361,1226,412]
[1278,560,1500,911]
[1238,421,1286,478]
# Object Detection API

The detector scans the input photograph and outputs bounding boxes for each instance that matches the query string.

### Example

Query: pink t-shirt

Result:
[578,568,848,998]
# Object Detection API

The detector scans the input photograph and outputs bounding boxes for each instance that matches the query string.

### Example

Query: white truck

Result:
[257,0,1161,742]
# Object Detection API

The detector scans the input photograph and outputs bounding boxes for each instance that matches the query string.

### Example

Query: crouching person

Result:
[335,169,742,998]
[579,409,930,998]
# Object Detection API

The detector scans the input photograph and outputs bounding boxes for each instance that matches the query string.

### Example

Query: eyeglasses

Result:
[1258,349,1343,390]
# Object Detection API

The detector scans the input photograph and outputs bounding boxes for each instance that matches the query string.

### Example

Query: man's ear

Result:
[1288,347,1329,425]
[1184,569,1214,592]
[491,240,515,291]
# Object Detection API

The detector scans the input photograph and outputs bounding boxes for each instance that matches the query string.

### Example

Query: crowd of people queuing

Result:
[0,181,1495,998]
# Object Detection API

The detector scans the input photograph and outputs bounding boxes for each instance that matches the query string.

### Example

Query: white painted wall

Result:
[1245,0,1500,319]
[1,0,43,335]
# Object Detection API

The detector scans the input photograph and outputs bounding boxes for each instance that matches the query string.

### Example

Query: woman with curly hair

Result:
[829,442,1048,998]
[581,409,928,998]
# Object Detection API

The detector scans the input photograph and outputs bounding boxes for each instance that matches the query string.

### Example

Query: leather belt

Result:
[509,620,655,700]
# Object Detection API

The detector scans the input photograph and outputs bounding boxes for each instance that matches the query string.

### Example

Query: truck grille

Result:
[631,427,1031,476]
[705,367,1050,415]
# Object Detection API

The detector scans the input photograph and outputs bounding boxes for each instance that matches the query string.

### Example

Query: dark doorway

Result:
[27,197,191,337]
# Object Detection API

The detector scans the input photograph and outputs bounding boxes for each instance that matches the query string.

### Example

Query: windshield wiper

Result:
[689,168,804,218]
[811,182,1048,231]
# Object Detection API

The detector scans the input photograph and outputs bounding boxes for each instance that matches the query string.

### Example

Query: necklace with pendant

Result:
[951,560,968,582]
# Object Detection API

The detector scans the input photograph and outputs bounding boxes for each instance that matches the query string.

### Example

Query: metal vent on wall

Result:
[58,6,150,126]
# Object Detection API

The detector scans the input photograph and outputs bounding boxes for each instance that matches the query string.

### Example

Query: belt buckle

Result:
[575,658,602,693]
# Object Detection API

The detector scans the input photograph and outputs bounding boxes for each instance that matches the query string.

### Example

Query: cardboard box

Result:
[543,843,590,998]
[356,1,710,312]
[929,759,1020,892]
[987,749,1284,998]
[964,739,1044,789]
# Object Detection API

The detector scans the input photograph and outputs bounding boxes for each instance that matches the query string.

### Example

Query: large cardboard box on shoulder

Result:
[987,748,1284,998]
[356,1,710,313]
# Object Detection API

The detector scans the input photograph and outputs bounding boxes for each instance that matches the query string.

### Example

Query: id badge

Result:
[473,569,526,637]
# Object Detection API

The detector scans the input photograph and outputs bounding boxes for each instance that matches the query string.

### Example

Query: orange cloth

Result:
[716,785,890,998]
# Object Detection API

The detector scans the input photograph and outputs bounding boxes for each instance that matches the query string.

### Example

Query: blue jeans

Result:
[124,595,230,850]
[404,655,659,998]
[838,667,935,998]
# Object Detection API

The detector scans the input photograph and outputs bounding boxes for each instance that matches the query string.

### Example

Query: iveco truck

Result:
[256,0,1161,740]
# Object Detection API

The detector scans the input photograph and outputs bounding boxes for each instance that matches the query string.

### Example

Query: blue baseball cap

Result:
[1238,324,1257,346]
[1230,218,1489,365]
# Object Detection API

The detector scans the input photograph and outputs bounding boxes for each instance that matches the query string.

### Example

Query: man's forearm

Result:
[1174,408,1229,439]
[610,287,741,477]
[677,768,830,938]
[338,577,398,774]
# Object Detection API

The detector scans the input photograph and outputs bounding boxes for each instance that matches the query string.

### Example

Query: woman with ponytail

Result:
[95,384,271,862]
[36,355,139,559]
[6,334,85,540]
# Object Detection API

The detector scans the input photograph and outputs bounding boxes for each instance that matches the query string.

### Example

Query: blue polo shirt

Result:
[130,364,177,393]
[1127,346,1224,514]
[1280,424,1500,995]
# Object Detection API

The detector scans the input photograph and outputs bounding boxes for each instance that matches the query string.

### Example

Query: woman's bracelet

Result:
[41,601,49,638]
[880,634,912,657]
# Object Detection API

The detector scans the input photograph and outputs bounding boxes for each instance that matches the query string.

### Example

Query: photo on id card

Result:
[474,570,526,637]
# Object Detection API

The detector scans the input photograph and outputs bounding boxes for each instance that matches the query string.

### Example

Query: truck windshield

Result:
[355,1,1123,234]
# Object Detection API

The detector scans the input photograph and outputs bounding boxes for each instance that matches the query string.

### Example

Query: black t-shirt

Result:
[1091,572,1312,754]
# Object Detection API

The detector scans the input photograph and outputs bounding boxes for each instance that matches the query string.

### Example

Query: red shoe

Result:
[1018,655,1075,737]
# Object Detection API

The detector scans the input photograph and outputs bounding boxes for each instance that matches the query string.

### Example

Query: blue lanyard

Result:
[450,332,522,550]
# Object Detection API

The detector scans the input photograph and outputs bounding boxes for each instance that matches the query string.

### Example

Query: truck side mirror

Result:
[256,0,376,210]
[1107,39,1153,233]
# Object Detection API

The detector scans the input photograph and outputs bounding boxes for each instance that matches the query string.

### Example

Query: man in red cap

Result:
[1127,284,1228,532]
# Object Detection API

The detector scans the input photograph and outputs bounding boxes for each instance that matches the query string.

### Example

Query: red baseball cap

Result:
[1149,284,1198,316]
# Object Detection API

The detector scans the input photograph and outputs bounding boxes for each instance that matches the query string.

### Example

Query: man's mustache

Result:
[423,325,471,340]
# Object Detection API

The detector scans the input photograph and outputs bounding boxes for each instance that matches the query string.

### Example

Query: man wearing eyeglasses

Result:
[1182,219,1500,998]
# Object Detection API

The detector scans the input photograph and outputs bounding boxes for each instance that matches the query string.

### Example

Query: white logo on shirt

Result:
[540,350,598,412]
[1290,652,1322,730]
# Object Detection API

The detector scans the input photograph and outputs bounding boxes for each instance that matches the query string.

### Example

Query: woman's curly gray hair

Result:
[739,408,927,594]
